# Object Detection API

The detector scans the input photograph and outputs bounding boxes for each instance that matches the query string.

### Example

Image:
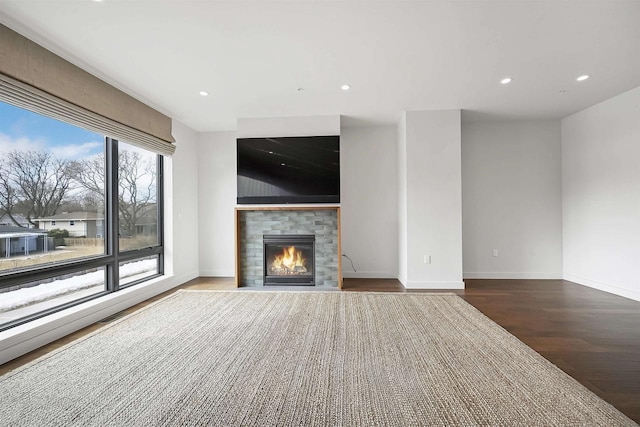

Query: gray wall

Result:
[562,86,640,301]
[340,126,398,278]
[462,120,563,279]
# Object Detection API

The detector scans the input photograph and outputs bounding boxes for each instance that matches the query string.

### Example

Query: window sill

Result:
[0,272,193,365]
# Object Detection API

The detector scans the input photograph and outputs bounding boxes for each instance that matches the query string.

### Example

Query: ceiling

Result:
[1,1,639,132]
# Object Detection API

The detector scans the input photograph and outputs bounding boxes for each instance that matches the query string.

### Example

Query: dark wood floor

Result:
[2,277,639,424]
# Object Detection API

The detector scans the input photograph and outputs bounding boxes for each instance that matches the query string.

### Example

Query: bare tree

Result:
[0,150,75,227]
[73,154,104,197]
[0,147,155,233]
[117,151,156,237]
[75,151,156,236]
[0,158,21,226]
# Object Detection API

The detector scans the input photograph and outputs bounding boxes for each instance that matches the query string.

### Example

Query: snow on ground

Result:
[0,259,157,313]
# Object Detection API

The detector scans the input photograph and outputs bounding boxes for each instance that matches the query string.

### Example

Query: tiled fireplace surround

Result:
[235,207,342,288]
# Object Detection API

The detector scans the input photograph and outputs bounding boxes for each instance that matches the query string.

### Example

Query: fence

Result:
[64,238,104,247]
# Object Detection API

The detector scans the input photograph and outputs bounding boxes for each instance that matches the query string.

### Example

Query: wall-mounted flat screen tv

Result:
[237,135,340,204]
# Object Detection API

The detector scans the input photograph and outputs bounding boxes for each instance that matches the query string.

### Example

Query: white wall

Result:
[0,119,201,364]
[397,116,408,284]
[238,115,340,138]
[341,126,398,278]
[400,110,464,289]
[168,120,201,279]
[199,115,342,277]
[562,86,640,301]
[197,121,401,279]
[198,131,237,277]
[462,120,563,279]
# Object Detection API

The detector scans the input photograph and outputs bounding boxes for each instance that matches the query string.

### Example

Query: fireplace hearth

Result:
[263,234,315,286]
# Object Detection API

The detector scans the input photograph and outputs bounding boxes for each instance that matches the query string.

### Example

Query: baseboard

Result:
[564,274,640,302]
[199,269,235,277]
[342,271,398,279]
[404,281,465,290]
[397,274,407,287]
[464,272,563,280]
[0,271,198,365]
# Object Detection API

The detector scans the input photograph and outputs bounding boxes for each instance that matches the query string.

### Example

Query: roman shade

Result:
[0,24,175,156]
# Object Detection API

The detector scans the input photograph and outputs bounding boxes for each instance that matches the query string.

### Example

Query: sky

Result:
[0,100,104,159]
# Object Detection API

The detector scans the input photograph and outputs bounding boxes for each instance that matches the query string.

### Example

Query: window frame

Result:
[0,136,164,331]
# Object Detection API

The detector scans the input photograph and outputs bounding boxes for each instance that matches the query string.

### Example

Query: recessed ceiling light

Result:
[576,74,590,82]
[280,163,286,166]
[500,77,512,85]
[341,84,351,91]
[199,91,209,96]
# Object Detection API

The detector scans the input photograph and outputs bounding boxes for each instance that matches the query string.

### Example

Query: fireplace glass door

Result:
[263,235,315,286]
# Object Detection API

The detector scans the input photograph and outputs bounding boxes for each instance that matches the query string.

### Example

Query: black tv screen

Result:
[237,135,340,204]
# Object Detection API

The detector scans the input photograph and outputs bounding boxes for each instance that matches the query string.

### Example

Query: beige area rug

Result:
[0,291,635,426]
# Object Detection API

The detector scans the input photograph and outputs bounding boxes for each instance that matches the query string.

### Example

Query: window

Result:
[0,267,106,324]
[119,256,159,287]
[0,100,164,331]
[118,142,159,251]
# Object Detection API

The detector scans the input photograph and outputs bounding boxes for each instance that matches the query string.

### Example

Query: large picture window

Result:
[0,100,164,330]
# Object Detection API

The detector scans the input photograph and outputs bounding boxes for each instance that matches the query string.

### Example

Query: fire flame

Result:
[270,246,308,275]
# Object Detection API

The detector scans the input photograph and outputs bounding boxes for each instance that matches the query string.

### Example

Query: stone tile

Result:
[238,209,338,287]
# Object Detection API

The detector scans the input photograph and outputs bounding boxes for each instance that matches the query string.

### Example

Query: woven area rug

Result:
[0,291,635,426]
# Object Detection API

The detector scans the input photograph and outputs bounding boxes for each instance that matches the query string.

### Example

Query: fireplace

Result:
[236,208,340,288]
[263,234,315,286]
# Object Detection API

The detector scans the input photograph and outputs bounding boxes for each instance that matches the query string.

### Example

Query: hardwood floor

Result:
[1,277,639,423]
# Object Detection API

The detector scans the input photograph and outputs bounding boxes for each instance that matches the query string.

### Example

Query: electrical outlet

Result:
[492,249,499,257]
[424,254,431,264]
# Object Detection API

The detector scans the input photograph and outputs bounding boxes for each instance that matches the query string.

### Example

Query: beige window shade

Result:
[0,24,175,156]
[0,74,175,156]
